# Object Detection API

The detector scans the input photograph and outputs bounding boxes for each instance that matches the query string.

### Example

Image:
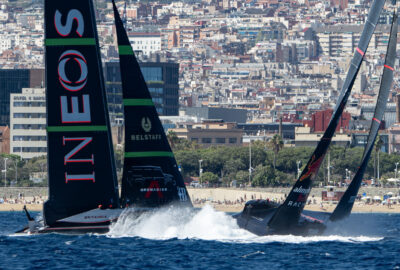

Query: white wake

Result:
[108,204,251,240]
[107,205,383,243]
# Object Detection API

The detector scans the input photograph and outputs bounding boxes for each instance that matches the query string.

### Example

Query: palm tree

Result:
[268,134,283,169]
[167,130,180,150]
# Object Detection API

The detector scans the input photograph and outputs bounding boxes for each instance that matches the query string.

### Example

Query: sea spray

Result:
[107,205,382,243]
[108,204,253,240]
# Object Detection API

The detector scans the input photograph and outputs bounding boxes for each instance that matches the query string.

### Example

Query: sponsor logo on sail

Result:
[293,186,311,194]
[140,187,168,192]
[58,50,88,92]
[131,134,162,141]
[54,8,95,183]
[299,154,324,182]
[54,9,84,37]
[287,201,306,208]
[287,186,310,207]
[296,193,307,202]
[141,117,152,132]
[142,181,165,198]
[130,117,161,141]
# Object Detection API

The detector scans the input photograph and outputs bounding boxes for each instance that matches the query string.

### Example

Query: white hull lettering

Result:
[58,208,123,223]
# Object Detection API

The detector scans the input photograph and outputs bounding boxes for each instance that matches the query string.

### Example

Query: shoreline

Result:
[1,203,399,214]
[0,203,42,212]
[1,187,399,213]
[0,188,400,214]
[188,188,400,213]
[194,202,400,213]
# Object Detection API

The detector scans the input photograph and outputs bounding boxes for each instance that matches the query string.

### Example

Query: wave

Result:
[108,205,383,243]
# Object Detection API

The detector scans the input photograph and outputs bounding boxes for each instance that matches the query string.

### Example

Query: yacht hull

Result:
[233,200,327,236]
[16,208,124,235]
[15,206,184,235]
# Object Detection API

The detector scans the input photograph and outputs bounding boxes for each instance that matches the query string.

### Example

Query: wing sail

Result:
[330,10,398,221]
[112,1,191,207]
[43,0,119,225]
[268,0,386,231]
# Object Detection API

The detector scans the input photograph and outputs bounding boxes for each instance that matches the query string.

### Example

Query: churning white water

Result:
[107,205,382,244]
[108,204,252,240]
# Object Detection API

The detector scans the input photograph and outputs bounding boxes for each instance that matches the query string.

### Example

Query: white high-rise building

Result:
[10,88,46,159]
[128,33,161,56]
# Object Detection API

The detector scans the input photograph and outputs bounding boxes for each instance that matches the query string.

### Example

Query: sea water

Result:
[0,206,399,269]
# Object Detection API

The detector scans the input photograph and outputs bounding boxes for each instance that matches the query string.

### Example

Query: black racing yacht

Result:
[17,0,191,234]
[234,0,387,236]
[330,8,398,222]
[18,0,123,234]
[112,0,192,209]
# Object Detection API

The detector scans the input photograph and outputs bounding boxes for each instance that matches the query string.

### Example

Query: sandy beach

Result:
[0,203,42,212]
[204,202,400,213]
[187,188,400,213]
[1,187,400,213]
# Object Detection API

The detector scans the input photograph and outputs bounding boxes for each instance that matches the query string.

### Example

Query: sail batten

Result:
[118,45,134,54]
[45,38,96,46]
[267,0,386,231]
[123,99,154,106]
[47,126,108,132]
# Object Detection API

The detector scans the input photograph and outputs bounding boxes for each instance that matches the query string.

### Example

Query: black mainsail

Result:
[43,0,119,226]
[112,1,191,207]
[330,11,398,222]
[267,0,386,232]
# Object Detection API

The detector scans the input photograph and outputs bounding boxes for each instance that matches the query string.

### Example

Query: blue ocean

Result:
[0,206,399,270]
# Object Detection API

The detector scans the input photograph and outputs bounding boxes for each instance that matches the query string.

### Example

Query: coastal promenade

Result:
[0,186,399,213]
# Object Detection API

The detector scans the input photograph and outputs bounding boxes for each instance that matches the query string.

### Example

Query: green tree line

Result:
[4,133,400,187]
[169,133,400,187]
[0,154,47,187]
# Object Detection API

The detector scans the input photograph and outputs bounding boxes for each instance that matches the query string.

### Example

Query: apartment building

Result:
[171,120,243,147]
[0,68,44,126]
[316,24,391,57]
[128,32,161,56]
[10,88,46,159]
[295,126,351,147]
